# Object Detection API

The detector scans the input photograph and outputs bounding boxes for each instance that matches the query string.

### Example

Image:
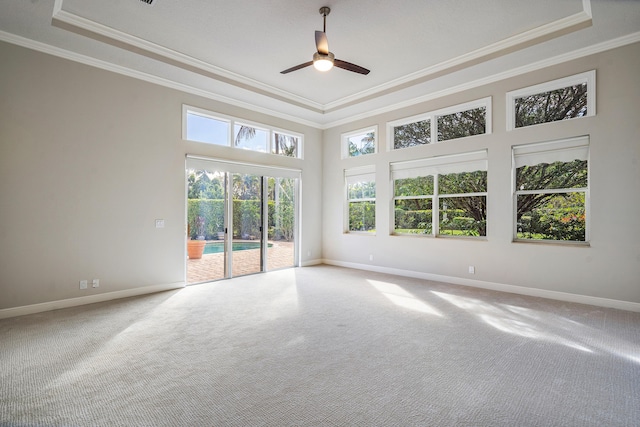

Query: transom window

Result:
[342,126,377,158]
[183,105,303,158]
[513,136,589,243]
[391,151,488,237]
[388,98,491,150]
[506,71,595,131]
[345,166,376,233]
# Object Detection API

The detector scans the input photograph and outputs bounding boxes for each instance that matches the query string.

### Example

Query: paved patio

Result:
[187,241,295,284]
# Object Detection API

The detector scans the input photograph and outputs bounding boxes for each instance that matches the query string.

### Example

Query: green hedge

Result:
[394,208,485,236]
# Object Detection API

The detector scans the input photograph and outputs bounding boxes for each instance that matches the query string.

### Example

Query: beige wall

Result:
[2,39,639,312]
[0,41,323,310]
[322,42,640,304]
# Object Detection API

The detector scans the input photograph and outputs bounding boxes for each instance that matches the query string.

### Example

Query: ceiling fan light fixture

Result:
[313,51,334,72]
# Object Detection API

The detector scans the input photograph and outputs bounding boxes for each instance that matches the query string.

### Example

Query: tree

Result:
[438,171,487,236]
[515,160,587,221]
[437,107,486,141]
[274,133,298,157]
[187,170,224,199]
[394,120,430,149]
[348,132,375,156]
[234,125,256,146]
[515,84,587,128]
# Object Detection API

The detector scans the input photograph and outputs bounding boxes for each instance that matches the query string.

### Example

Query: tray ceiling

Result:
[1,0,639,127]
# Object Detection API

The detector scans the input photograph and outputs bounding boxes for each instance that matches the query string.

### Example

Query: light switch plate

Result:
[155,219,165,228]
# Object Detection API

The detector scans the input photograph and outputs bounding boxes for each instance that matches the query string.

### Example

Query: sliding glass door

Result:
[231,173,262,277]
[186,169,227,283]
[186,156,299,284]
[267,177,296,270]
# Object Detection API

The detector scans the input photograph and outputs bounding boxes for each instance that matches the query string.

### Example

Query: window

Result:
[345,167,376,233]
[507,71,595,130]
[183,105,303,158]
[234,123,268,152]
[185,109,230,146]
[388,98,491,150]
[393,118,431,149]
[391,151,487,237]
[437,106,486,142]
[272,132,300,158]
[513,136,589,243]
[342,126,377,158]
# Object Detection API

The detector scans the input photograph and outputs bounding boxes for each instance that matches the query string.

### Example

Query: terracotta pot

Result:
[187,240,206,259]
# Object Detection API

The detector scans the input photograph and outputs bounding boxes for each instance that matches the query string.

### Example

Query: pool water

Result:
[203,241,272,255]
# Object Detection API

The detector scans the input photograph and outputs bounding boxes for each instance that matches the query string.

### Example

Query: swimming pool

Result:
[203,241,272,255]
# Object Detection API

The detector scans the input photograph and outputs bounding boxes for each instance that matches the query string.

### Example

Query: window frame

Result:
[341,126,378,159]
[506,70,596,131]
[344,166,376,234]
[387,97,492,151]
[512,136,590,245]
[271,128,303,158]
[182,105,304,159]
[183,105,232,147]
[390,150,488,238]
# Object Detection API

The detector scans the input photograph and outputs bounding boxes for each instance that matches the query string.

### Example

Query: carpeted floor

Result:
[1,265,639,426]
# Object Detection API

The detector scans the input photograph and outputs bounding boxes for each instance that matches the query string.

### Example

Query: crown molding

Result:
[0,30,323,129]
[318,3,594,112]
[50,0,593,116]
[2,14,638,131]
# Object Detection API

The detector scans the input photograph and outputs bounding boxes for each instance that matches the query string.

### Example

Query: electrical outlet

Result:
[468,266,475,274]
[369,254,374,261]
[79,280,88,290]
[155,219,165,228]
[92,279,100,288]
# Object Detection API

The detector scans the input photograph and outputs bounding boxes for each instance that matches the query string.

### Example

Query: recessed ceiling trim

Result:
[51,6,326,113]
[320,31,640,129]
[51,0,593,116]
[322,4,593,112]
[3,29,638,130]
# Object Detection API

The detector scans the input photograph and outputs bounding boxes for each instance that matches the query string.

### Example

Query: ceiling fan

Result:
[280,7,370,75]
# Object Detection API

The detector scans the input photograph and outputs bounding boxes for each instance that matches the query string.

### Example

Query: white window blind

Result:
[390,150,488,181]
[345,165,376,186]
[186,155,301,180]
[513,136,589,168]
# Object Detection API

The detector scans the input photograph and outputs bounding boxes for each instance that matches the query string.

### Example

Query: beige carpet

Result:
[1,265,639,426]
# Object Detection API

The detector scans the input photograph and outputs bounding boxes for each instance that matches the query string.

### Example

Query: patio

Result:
[187,241,295,284]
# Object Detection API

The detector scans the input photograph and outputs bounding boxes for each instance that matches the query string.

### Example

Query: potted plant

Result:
[212,215,225,240]
[187,218,206,259]
[194,215,206,240]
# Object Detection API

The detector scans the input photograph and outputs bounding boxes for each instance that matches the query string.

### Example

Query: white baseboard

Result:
[0,282,186,319]
[322,259,640,313]
[301,258,323,267]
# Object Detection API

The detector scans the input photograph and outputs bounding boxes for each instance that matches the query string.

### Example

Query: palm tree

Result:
[234,125,256,146]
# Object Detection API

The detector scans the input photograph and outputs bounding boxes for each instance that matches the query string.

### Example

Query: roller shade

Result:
[186,155,301,180]
[513,136,589,169]
[345,165,376,186]
[390,150,487,181]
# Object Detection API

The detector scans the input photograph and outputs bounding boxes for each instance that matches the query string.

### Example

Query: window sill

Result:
[512,239,590,248]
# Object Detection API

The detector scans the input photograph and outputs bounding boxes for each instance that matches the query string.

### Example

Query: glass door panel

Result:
[231,173,263,277]
[267,177,296,270]
[186,169,227,284]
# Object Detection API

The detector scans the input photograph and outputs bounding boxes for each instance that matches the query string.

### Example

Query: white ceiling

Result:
[1,0,639,128]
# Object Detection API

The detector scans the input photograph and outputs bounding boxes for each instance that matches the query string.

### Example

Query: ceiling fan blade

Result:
[334,59,370,75]
[315,30,329,55]
[280,61,314,74]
